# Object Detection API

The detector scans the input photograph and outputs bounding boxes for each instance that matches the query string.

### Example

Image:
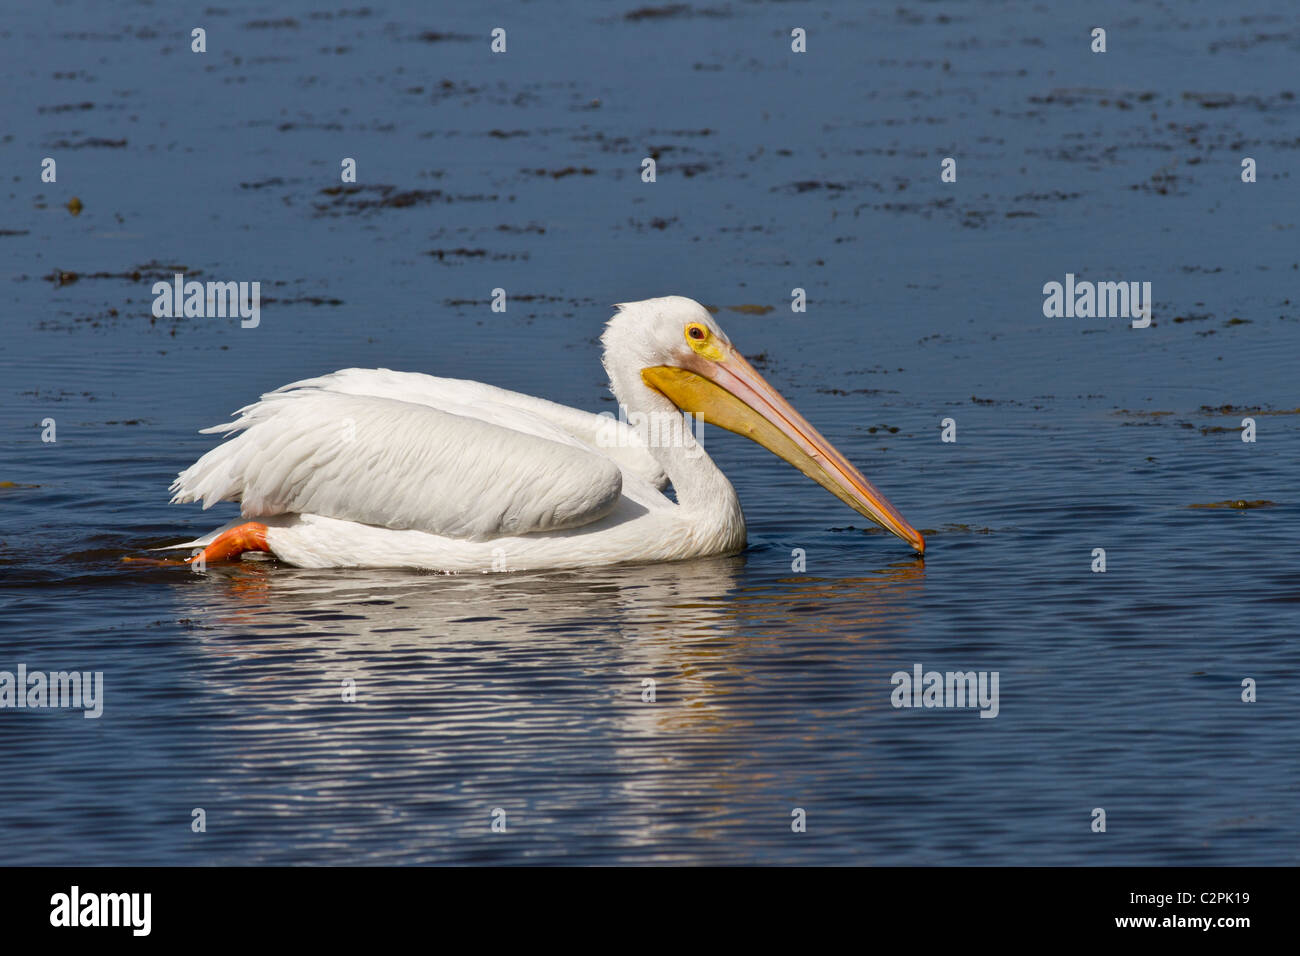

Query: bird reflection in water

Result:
[167,554,923,862]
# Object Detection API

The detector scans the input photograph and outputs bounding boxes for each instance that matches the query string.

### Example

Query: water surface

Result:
[1,0,1297,864]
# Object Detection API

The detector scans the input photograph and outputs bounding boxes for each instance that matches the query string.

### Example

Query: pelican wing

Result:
[170,385,629,540]
[268,368,668,490]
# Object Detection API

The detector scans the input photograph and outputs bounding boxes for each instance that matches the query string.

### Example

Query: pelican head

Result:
[601,296,925,553]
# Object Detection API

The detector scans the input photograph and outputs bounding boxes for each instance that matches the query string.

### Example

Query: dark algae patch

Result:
[1188,500,1276,509]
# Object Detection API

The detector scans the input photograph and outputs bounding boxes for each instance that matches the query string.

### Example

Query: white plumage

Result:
[178,382,623,539]
[166,296,924,571]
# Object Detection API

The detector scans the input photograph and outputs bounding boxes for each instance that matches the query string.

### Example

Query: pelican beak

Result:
[642,348,925,553]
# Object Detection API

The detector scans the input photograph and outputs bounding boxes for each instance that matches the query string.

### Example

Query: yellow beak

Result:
[642,348,925,554]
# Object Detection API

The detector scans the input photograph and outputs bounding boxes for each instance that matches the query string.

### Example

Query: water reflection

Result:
[164,555,925,862]
[172,554,926,692]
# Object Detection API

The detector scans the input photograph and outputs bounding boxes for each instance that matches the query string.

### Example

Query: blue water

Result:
[1,0,1297,864]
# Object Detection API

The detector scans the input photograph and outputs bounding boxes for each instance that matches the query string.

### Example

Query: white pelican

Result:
[164,296,924,571]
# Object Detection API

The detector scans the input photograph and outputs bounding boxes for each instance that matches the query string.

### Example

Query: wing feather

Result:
[269,368,668,490]
[171,387,625,540]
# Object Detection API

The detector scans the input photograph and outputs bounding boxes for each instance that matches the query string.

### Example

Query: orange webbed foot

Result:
[186,521,272,564]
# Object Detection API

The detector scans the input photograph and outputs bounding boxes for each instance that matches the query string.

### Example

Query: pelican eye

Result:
[683,322,725,360]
